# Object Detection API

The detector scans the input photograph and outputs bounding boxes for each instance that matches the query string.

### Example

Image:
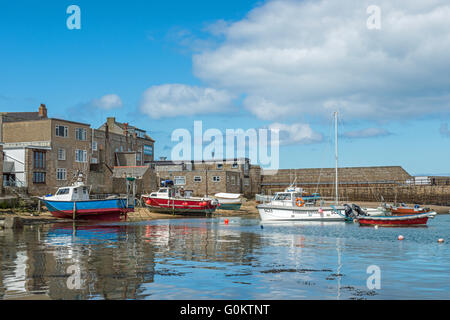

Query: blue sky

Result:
[1,0,449,176]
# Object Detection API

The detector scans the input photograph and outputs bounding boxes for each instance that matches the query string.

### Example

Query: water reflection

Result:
[1,216,449,300]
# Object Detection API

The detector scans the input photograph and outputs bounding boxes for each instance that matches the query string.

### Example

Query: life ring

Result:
[295,198,305,207]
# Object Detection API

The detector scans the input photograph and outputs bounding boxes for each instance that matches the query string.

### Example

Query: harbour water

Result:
[0,215,449,300]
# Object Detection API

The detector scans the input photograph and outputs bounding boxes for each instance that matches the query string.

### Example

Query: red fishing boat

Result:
[141,183,219,215]
[358,212,436,227]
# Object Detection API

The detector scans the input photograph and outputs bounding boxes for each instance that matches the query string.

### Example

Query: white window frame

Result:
[194,176,202,183]
[75,128,87,141]
[144,144,153,156]
[56,168,67,181]
[75,149,88,163]
[174,176,186,186]
[212,176,221,182]
[232,163,239,169]
[58,148,66,161]
[216,163,223,169]
[92,141,98,151]
[91,157,98,164]
[55,125,68,137]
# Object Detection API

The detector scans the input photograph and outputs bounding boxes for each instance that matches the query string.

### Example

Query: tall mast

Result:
[334,111,339,204]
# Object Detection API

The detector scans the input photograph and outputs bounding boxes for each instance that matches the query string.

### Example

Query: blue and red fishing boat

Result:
[40,180,134,221]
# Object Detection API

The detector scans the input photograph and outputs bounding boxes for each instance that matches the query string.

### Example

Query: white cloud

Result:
[193,0,450,121]
[92,94,123,110]
[139,84,233,119]
[268,122,323,145]
[342,127,391,139]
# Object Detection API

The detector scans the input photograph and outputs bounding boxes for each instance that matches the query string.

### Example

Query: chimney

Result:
[107,117,116,128]
[38,104,47,118]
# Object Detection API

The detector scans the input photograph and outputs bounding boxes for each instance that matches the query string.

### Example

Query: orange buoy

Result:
[146,199,151,205]
[398,235,404,240]
[438,238,444,243]
[224,219,229,225]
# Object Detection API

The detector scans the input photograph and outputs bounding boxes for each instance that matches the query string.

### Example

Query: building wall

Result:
[112,168,157,195]
[157,170,241,196]
[92,129,154,168]
[2,119,52,143]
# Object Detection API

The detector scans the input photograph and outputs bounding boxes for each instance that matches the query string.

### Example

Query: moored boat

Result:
[141,185,219,215]
[257,187,350,222]
[388,203,434,216]
[214,193,242,210]
[40,181,134,221]
[357,212,436,227]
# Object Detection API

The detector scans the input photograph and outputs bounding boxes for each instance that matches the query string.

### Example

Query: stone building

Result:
[1,106,157,196]
[92,117,155,167]
[151,158,261,197]
[1,104,92,195]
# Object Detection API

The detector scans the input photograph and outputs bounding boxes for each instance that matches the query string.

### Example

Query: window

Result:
[33,172,46,184]
[58,148,66,160]
[216,163,223,169]
[212,176,221,182]
[244,178,249,186]
[136,130,146,138]
[120,146,123,152]
[232,163,239,169]
[174,176,186,185]
[92,141,98,151]
[56,188,69,195]
[231,176,236,185]
[75,149,87,163]
[56,125,68,137]
[136,153,142,162]
[194,176,202,183]
[144,145,153,156]
[75,128,87,141]
[91,157,98,164]
[275,193,291,201]
[33,151,46,169]
[57,168,67,181]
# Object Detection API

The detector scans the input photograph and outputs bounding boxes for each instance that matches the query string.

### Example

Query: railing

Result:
[3,177,25,188]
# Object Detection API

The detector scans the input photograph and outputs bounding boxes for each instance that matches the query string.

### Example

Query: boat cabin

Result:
[45,183,90,201]
[270,187,321,207]
[149,187,193,199]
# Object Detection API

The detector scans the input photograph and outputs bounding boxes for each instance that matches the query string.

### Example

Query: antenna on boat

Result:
[334,111,339,205]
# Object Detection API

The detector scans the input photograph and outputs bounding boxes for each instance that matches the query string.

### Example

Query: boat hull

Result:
[142,196,218,215]
[257,205,348,221]
[358,213,431,227]
[42,198,132,221]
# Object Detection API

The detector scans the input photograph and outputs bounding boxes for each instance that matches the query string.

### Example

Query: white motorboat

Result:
[257,187,349,221]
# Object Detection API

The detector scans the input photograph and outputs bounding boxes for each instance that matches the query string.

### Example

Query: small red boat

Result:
[389,203,433,216]
[141,185,219,215]
[358,212,436,227]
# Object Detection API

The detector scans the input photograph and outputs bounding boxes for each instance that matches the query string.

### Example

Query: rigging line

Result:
[314,115,334,196]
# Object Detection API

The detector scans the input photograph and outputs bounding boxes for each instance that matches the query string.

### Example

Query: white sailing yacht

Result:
[257,112,350,222]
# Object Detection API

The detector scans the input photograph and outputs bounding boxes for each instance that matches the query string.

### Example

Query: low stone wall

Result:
[273,185,450,206]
